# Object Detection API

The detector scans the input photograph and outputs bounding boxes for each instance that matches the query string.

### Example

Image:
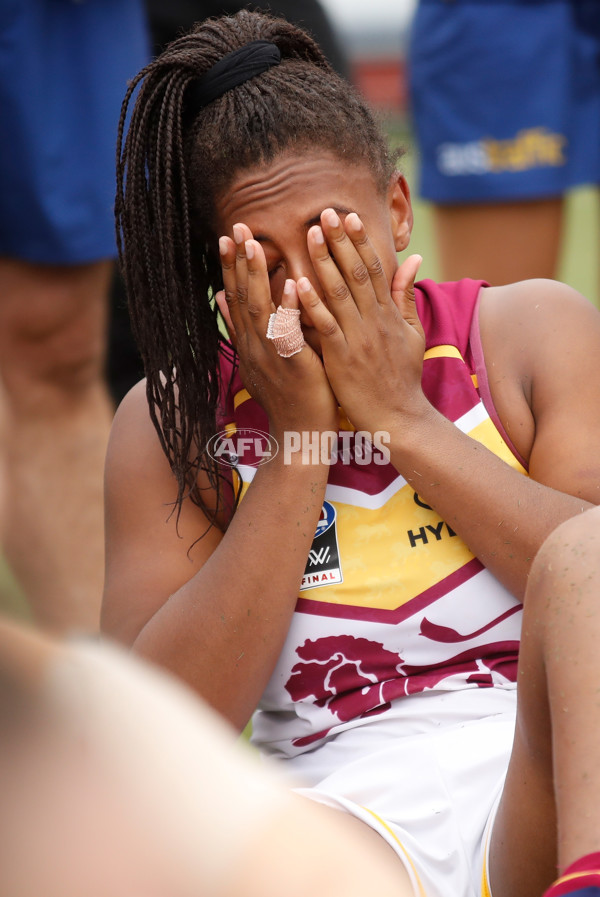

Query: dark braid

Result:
[115,9,400,530]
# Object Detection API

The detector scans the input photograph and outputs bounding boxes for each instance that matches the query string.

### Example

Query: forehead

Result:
[216,150,384,235]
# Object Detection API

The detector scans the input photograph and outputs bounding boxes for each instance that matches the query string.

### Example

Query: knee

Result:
[0,262,111,407]
[5,313,108,410]
[525,508,600,614]
[0,381,7,535]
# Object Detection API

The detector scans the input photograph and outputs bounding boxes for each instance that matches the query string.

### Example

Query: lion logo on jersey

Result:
[286,635,401,722]
[285,633,518,747]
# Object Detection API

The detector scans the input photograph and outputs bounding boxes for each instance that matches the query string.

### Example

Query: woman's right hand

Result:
[215,223,337,436]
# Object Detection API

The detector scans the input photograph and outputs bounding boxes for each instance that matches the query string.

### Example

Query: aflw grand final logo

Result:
[300,500,343,591]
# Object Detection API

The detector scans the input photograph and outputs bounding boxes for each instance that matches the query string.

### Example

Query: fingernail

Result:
[312,226,325,245]
[245,240,255,260]
[233,224,244,245]
[219,237,228,256]
[323,209,339,227]
[346,213,361,232]
[283,279,295,296]
[297,277,311,293]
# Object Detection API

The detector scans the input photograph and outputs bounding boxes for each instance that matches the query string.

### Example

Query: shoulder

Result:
[478,279,600,487]
[103,379,225,644]
[479,278,600,386]
[106,376,232,516]
[104,379,184,554]
[112,378,153,431]
[106,378,169,482]
[480,277,597,328]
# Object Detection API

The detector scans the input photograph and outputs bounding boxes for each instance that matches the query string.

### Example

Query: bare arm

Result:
[103,383,330,730]
[298,215,600,600]
[103,227,338,730]
[382,278,600,598]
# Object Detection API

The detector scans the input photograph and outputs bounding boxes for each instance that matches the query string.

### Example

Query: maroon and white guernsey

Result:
[218,279,526,760]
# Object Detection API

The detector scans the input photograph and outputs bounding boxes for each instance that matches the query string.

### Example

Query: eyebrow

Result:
[254,206,354,244]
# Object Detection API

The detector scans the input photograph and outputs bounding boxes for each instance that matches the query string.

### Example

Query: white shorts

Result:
[288,687,517,897]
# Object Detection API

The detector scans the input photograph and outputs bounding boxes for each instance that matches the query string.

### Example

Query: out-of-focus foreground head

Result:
[0,622,284,897]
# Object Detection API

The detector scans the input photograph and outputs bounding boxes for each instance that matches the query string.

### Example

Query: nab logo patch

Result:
[315,500,335,537]
[300,500,343,591]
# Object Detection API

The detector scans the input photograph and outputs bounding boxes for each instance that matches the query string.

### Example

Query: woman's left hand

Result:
[296,209,427,433]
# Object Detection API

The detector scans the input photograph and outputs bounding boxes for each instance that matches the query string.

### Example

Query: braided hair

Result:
[116,9,399,529]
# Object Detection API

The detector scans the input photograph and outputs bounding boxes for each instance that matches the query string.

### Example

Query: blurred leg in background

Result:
[408,0,600,288]
[0,377,7,544]
[0,260,114,633]
[0,0,148,633]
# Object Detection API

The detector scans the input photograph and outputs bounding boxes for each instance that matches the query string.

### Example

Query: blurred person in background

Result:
[147,0,349,75]
[0,0,148,633]
[0,380,7,545]
[408,0,600,287]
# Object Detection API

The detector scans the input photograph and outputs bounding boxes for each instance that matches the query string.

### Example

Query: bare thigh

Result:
[489,723,557,897]
[486,512,600,897]
[433,198,564,285]
[0,258,111,401]
[232,797,416,897]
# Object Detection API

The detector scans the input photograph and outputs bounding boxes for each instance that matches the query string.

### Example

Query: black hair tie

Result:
[186,39,281,116]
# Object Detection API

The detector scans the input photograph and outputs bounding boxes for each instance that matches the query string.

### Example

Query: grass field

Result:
[0,555,29,622]
[1,127,598,619]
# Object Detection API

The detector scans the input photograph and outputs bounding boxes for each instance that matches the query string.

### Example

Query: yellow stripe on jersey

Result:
[552,871,600,887]
[423,345,478,387]
[233,388,252,410]
[423,345,463,361]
